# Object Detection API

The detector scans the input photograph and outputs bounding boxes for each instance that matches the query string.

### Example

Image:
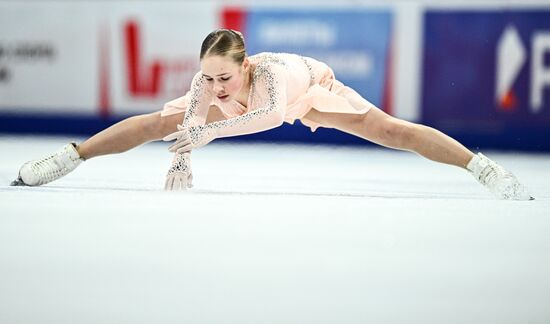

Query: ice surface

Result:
[1,135,549,324]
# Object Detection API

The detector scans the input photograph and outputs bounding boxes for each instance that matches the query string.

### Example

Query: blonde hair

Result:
[200,29,246,64]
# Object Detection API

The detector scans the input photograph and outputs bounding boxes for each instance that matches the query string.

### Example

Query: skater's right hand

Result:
[165,152,193,191]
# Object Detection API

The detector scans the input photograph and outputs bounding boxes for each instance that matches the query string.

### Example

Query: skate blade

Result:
[10,176,27,186]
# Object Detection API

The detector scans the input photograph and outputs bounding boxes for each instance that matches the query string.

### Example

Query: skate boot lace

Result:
[31,154,68,185]
[475,155,527,200]
[477,161,508,186]
[22,144,82,186]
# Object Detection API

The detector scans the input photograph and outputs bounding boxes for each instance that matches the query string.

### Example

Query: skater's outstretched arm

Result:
[165,63,287,154]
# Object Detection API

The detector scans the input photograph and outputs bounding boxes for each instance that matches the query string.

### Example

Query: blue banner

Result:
[422,10,550,151]
[244,9,393,109]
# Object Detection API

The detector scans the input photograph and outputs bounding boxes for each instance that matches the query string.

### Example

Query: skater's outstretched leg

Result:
[11,111,184,186]
[303,107,532,200]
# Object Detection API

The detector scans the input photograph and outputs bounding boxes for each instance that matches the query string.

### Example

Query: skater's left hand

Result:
[165,152,193,191]
[163,124,216,153]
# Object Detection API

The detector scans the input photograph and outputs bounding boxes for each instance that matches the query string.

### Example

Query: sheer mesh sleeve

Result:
[187,62,287,146]
[181,72,213,128]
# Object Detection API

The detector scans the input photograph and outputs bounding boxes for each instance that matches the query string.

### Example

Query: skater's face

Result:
[201,55,249,103]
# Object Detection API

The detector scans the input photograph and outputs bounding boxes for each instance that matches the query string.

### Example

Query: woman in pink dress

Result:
[12,29,532,200]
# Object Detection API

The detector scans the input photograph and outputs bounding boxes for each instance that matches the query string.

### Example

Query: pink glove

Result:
[163,124,216,154]
[165,152,193,191]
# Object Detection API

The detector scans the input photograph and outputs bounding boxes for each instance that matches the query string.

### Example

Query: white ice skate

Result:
[10,143,83,186]
[467,153,533,200]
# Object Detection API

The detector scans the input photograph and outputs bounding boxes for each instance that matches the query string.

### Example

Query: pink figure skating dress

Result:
[161,52,375,137]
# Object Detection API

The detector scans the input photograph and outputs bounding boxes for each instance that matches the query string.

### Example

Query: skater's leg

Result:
[303,106,531,200]
[303,107,474,168]
[76,112,184,160]
[12,106,227,186]
[77,105,227,160]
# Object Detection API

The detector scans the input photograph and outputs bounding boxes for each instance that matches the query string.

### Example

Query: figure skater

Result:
[11,29,533,200]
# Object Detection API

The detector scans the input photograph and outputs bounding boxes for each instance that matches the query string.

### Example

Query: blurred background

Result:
[1,0,550,150]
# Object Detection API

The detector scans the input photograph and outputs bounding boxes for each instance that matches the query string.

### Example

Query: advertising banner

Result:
[0,3,100,115]
[0,1,216,119]
[223,7,393,112]
[422,10,550,150]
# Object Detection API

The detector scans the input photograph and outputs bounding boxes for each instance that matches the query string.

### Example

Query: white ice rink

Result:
[1,135,549,324]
